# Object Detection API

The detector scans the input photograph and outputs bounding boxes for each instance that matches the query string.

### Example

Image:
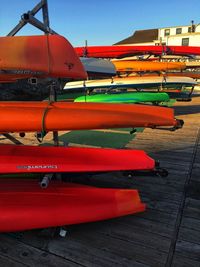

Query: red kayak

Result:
[0,145,155,174]
[75,45,200,58]
[0,179,145,232]
[0,35,87,82]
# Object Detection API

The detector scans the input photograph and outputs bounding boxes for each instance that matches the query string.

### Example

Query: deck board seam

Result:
[165,127,200,267]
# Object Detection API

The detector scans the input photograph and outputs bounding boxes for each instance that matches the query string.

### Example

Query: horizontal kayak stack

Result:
[0,32,192,233]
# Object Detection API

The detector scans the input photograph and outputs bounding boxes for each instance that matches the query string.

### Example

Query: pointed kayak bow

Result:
[0,179,145,232]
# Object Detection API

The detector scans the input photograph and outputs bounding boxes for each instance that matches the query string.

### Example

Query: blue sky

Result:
[0,0,200,46]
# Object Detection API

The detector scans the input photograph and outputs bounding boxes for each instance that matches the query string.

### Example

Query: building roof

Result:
[114,28,158,45]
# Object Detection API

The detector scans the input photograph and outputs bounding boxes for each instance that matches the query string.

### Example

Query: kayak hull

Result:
[74,92,170,103]
[64,76,196,91]
[0,35,87,82]
[75,45,200,58]
[112,60,186,72]
[0,145,155,174]
[0,101,179,132]
[0,179,146,232]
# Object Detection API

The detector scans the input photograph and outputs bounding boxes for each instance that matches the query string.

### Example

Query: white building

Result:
[158,24,200,46]
[115,23,200,46]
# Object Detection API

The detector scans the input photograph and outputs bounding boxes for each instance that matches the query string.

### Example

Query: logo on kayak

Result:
[1,69,44,75]
[17,165,58,170]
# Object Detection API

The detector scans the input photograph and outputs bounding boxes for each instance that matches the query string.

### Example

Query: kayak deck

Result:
[0,144,155,174]
[0,101,181,132]
[74,92,170,104]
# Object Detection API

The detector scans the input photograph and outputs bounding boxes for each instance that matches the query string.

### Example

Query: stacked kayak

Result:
[64,76,196,91]
[75,45,200,58]
[0,35,185,233]
[0,179,145,232]
[111,60,186,73]
[0,101,182,132]
[0,35,87,82]
[0,145,155,174]
[75,45,197,100]
[74,92,170,104]
[64,75,196,102]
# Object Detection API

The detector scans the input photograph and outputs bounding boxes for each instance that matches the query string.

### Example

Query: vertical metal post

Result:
[42,0,50,29]
[49,84,59,146]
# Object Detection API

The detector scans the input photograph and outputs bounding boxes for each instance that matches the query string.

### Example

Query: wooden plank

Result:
[191,167,200,182]
[111,215,174,238]
[151,154,192,164]
[0,235,81,267]
[134,209,177,226]
[142,196,179,214]
[141,190,181,205]
[0,254,27,267]
[153,150,193,157]
[159,162,190,173]
[181,216,200,231]
[172,254,200,267]
[48,230,168,267]
[132,175,186,188]
[174,240,200,262]
[6,230,149,267]
[186,181,200,200]
[133,177,185,194]
[178,227,200,244]
[183,198,200,219]
[77,220,171,252]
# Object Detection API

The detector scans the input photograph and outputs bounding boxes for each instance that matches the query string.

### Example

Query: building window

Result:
[164,29,170,36]
[188,27,192,33]
[176,28,182,34]
[182,38,189,46]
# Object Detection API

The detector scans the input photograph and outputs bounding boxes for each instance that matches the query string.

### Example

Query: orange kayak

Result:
[112,60,186,73]
[0,35,87,82]
[0,101,182,132]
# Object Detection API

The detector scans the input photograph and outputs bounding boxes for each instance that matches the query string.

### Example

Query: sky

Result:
[0,0,200,47]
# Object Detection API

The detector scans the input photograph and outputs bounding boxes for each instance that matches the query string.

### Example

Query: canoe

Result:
[75,45,200,58]
[64,76,196,91]
[0,179,145,232]
[0,101,181,132]
[0,145,155,174]
[0,35,87,82]
[74,92,170,104]
[112,60,186,72]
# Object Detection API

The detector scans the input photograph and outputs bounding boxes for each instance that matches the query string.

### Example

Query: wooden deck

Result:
[0,96,200,267]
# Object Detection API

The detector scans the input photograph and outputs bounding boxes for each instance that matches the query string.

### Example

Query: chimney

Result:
[191,20,196,32]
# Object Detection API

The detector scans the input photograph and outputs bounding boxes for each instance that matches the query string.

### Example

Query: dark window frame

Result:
[176,28,182,34]
[182,38,189,46]
[164,29,170,36]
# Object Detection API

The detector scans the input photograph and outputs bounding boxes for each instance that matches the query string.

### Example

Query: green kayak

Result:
[74,92,170,104]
